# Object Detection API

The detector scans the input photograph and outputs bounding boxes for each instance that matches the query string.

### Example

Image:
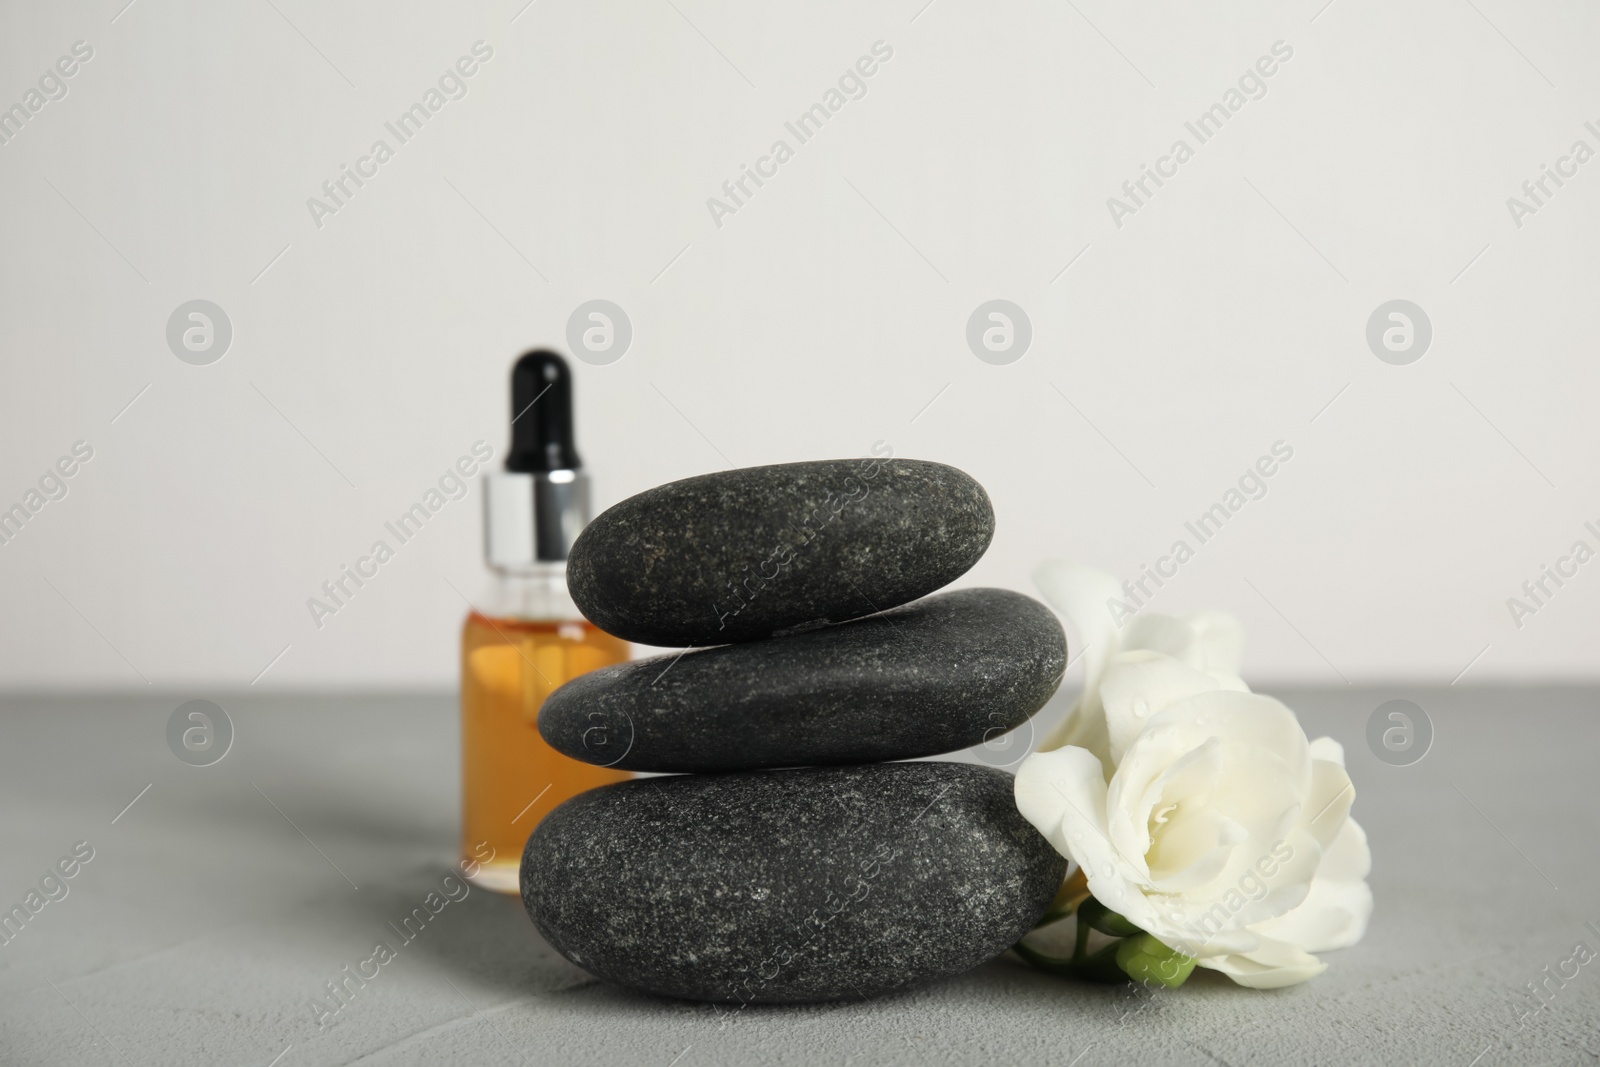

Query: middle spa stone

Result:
[538,587,1067,773]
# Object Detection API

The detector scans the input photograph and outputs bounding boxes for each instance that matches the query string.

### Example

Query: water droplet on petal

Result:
[1196,714,1211,727]
[1102,864,1115,878]
[1132,699,1149,719]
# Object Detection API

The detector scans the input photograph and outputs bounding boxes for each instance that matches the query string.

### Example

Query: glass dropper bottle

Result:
[459,351,631,893]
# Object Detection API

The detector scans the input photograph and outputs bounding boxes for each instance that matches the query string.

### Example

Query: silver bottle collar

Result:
[483,469,590,566]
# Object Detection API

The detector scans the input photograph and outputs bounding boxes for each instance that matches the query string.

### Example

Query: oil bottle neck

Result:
[481,562,581,622]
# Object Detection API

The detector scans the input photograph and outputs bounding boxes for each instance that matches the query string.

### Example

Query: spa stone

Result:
[539,588,1066,772]
[521,762,1066,1003]
[566,458,994,646]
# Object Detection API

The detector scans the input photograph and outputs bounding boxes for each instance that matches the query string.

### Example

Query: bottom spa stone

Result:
[520,761,1065,1003]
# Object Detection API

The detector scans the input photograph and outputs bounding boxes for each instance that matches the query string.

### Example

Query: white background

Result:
[1,0,1596,690]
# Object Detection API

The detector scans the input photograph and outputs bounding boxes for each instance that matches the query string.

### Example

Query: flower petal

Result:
[1308,735,1346,765]
[1253,819,1373,953]
[1198,937,1328,988]
[1110,690,1321,925]
[1013,747,1156,931]
[1149,690,1312,779]
[1099,650,1247,765]
[1302,759,1356,851]
[1112,735,1226,885]
[1142,897,1262,958]
[1031,560,1122,689]
[1120,610,1245,678]
[1174,611,1246,676]
[1032,562,1124,757]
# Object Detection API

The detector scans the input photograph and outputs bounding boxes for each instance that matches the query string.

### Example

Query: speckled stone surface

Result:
[566,458,995,647]
[521,762,1065,1004]
[539,588,1066,772]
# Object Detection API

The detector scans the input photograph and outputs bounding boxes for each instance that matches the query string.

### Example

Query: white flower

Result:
[1032,561,1245,766]
[1017,564,1372,989]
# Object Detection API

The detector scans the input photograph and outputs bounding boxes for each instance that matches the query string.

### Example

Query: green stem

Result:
[1076,940,1127,983]
[1012,903,1128,984]
[1010,939,1080,975]
[1012,937,1126,984]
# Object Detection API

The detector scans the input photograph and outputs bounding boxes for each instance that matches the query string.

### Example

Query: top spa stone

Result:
[566,457,995,646]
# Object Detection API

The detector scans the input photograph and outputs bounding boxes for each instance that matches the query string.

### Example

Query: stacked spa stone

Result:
[524,458,1069,1004]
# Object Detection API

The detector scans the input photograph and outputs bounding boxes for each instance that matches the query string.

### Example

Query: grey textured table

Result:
[1,688,1595,1066]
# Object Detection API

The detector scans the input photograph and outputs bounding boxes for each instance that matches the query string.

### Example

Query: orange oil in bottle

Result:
[460,610,631,893]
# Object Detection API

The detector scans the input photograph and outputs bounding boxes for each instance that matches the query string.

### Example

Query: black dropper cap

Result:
[507,350,581,473]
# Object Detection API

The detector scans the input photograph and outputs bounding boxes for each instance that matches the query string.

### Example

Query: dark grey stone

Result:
[566,458,994,647]
[521,761,1065,1004]
[539,588,1066,772]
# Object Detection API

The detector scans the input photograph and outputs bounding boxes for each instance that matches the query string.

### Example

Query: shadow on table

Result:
[370,867,1217,1024]
[361,867,597,996]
